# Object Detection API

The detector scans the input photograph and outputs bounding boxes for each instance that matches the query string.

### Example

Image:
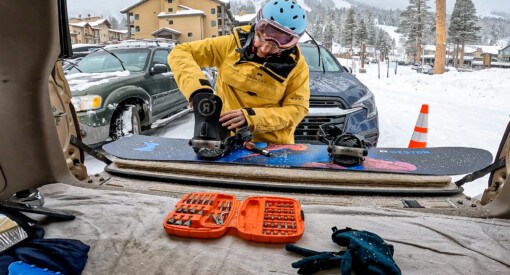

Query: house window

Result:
[135,26,140,32]
[167,0,172,3]
[211,8,216,14]
[211,20,216,27]
[134,14,139,20]
[188,32,193,37]
[168,8,173,12]
[168,20,173,25]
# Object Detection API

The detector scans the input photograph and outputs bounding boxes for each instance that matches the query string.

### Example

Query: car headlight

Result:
[71,95,102,112]
[352,91,377,119]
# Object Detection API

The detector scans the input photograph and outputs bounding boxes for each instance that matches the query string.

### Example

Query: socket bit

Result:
[201,195,208,205]
[183,217,192,227]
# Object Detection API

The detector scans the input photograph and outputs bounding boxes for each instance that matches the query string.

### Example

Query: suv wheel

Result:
[111,105,142,140]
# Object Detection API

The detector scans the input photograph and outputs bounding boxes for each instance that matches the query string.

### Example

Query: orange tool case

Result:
[163,192,305,243]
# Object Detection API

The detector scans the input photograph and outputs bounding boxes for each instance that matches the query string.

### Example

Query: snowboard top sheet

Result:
[103,135,493,176]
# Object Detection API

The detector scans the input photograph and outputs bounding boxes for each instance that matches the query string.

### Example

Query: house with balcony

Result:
[69,16,111,44]
[121,0,234,43]
[69,16,128,44]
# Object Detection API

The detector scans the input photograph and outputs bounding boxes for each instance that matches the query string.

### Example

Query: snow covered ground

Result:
[85,62,510,197]
[354,62,509,196]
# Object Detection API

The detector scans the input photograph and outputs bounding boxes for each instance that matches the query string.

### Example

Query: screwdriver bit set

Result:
[163,192,305,243]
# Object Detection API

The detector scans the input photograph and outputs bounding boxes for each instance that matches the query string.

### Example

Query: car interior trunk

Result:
[1,1,510,274]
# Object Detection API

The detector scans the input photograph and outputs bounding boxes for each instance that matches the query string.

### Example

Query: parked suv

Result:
[71,44,103,58]
[297,42,379,146]
[66,42,188,145]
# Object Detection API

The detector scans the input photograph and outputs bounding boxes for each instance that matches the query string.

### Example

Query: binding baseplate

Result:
[317,123,368,166]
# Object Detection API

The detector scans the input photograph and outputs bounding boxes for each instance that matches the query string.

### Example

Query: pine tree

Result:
[109,16,119,30]
[311,20,324,44]
[119,17,128,31]
[342,8,356,51]
[324,23,335,51]
[368,24,377,46]
[355,19,368,47]
[448,0,480,67]
[397,0,433,63]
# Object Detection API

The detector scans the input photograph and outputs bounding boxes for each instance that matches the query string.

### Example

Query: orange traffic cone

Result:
[408,104,428,148]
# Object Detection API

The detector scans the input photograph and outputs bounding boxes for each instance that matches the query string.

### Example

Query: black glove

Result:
[285,244,344,274]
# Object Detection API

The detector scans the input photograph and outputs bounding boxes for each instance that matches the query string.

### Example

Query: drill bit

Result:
[183,216,192,227]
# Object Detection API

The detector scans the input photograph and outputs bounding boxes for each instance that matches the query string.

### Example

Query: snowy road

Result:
[85,63,510,197]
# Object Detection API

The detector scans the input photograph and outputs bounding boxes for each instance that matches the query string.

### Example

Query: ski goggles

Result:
[254,19,300,49]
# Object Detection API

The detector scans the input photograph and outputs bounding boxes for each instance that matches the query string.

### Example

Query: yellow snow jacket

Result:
[168,25,310,144]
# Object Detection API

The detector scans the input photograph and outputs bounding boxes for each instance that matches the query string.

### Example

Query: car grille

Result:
[295,98,348,142]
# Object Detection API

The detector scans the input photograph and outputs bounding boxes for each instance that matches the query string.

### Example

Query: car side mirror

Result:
[151,64,168,75]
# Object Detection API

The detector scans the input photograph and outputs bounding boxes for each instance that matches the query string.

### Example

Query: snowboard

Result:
[103,135,493,176]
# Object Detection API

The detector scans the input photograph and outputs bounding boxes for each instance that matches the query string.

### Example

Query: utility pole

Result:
[434,0,446,74]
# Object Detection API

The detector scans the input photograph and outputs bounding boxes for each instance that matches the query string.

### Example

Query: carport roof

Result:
[151,28,182,36]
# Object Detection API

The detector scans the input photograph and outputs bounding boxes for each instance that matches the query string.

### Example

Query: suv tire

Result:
[111,105,142,140]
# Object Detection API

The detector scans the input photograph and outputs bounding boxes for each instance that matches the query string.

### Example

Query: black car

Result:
[298,42,379,146]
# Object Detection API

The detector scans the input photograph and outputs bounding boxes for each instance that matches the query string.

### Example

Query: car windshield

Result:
[300,45,343,72]
[67,48,150,74]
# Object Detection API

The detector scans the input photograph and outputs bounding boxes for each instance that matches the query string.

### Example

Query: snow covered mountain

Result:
[236,0,510,19]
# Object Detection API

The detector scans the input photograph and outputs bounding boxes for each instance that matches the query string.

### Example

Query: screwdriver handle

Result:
[244,141,272,157]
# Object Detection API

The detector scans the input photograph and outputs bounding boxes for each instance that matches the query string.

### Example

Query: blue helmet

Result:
[257,0,307,36]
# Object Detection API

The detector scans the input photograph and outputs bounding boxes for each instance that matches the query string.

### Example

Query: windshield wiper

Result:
[64,60,82,73]
[97,48,126,71]
[305,31,325,74]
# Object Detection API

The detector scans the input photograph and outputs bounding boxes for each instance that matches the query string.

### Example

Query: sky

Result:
[66,0,510,19]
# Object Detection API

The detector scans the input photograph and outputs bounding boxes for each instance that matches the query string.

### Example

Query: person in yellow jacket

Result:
[168,0,310,144]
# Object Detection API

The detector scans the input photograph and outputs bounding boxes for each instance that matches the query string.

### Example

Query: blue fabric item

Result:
[8,261,62,274]
[286,227,401,274]
[0,239,89,275]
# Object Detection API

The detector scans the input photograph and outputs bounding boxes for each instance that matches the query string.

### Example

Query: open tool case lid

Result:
[163,192,305,243]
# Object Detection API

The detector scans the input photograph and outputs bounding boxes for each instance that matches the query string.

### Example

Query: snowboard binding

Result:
[189,93,252,159]
[317,123,368,166]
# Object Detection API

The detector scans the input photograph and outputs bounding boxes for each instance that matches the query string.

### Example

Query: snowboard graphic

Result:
[103,135,493,176]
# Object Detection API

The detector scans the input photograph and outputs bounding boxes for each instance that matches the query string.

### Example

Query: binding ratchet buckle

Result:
[317,124,368,167]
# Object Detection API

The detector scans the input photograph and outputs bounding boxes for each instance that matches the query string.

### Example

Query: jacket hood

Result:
[309,71,368,106]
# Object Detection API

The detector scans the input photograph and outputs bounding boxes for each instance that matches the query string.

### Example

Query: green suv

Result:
[66,41,188,145]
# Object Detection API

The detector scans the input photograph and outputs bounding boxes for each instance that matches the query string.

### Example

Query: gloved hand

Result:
[285,244,344,274]
[331,227,401,275]
[286,227,401,275]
